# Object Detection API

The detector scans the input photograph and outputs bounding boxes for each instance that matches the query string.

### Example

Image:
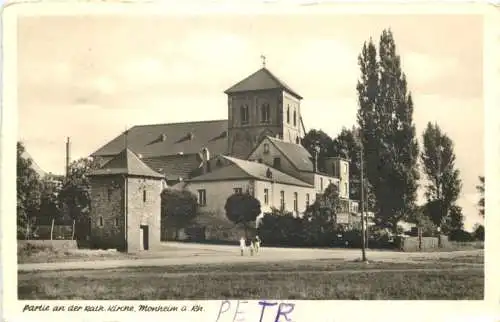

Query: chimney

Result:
[65,137,71,177]
[201,148,210,173]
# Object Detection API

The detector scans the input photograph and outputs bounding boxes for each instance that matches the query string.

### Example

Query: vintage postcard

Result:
[2,1,499,322]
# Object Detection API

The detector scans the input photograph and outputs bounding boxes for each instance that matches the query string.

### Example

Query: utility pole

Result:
[360,145,367,262]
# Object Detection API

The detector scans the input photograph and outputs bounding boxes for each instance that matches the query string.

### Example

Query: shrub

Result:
[161,188,199,240]
[473,224,484,241]
[448,229,474,242]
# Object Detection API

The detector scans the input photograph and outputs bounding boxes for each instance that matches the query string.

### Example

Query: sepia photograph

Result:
[13,10,485,301]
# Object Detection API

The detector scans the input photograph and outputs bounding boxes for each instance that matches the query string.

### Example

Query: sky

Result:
[16,14,484,231]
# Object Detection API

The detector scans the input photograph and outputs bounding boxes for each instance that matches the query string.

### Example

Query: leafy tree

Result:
[224,193,261,238]
[473,224,484,241]
[59,157,101,220]
[477,176,485,217]
[58,157,101,240]
[356,30,420,233]
[303,183,342,244]
[331,127,376,211]
[301,129,334,172]
[421,122,462,229]
[442,205,464,234]
[37,177,64,225]
[17,142,43,239]
[161,188,199,239]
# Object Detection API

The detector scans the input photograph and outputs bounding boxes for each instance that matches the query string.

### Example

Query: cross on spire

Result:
[260,54,266,68]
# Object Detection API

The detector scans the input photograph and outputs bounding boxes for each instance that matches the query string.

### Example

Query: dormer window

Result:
[266,168,273,179]
[160,133,167,142]
[187,132,194,140]
[241,104,249,125]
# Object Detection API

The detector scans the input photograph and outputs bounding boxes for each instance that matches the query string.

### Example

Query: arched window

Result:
[295,137,300,144]
[240,105,249,124]
[261,104,270,123]
[286,106,290,123]
[293,110,297,126]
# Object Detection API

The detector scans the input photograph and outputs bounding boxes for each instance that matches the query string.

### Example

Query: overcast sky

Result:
[17,14,484,230]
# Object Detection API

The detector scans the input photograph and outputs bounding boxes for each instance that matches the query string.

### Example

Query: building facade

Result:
[89,64,360,241]
[89,149,165,252]
[225,68,304,159]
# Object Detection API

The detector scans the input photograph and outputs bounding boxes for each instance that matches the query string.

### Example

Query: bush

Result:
[448,229,474,242]
[161,188,199,240]
[473,225,484,241]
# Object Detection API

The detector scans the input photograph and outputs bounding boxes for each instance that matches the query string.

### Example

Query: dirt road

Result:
[18,242,483,272]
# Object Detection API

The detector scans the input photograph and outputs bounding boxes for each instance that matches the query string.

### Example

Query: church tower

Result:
[225,57,304,159]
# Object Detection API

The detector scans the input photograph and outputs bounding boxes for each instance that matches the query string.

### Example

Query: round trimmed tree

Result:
[224,193,261,239]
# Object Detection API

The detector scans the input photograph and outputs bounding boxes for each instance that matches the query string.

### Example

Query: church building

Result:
[89,61,360,247]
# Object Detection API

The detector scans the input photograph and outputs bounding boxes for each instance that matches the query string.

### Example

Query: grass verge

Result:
[18,259,483,300]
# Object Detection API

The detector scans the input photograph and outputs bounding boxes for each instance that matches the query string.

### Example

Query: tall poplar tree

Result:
[356,30,420,232]
[421,122,462,228]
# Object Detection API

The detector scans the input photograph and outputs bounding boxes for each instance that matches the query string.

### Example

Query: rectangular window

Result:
[344,182,348,197]
[107,187,112,201]
[264,189,269,205]
[241,105,249,125]
[293,192,298,212]
[263,143,270,154]
[280,191,285,210]
[198,189,207,206]
[320,177,324,191]
[114,218,119,226]
[306,193,310,208]
[234,188,243,194]
[143,189,147,203]
[99,216,103,227]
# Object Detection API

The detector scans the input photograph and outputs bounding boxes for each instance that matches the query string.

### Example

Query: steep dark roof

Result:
[92,120,228,158]
[265,136,314,172]
[90,148,164,179]
[142,154,202,181]
[188,155,313,188]
[224,68,303,100]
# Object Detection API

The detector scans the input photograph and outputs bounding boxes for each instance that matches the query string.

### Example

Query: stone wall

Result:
[396,235,451,252]
[228,89,284,158]
[18,240,78,251]
[89,175,126,250]
[126,177,162,252]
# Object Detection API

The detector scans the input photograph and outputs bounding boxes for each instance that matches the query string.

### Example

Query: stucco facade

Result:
[182,179,254,218]
[253,180,315,215]
[182,178,315,219]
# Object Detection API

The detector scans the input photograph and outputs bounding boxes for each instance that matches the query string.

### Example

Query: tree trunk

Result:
[50,218,55,240]
[71,220,76,240]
